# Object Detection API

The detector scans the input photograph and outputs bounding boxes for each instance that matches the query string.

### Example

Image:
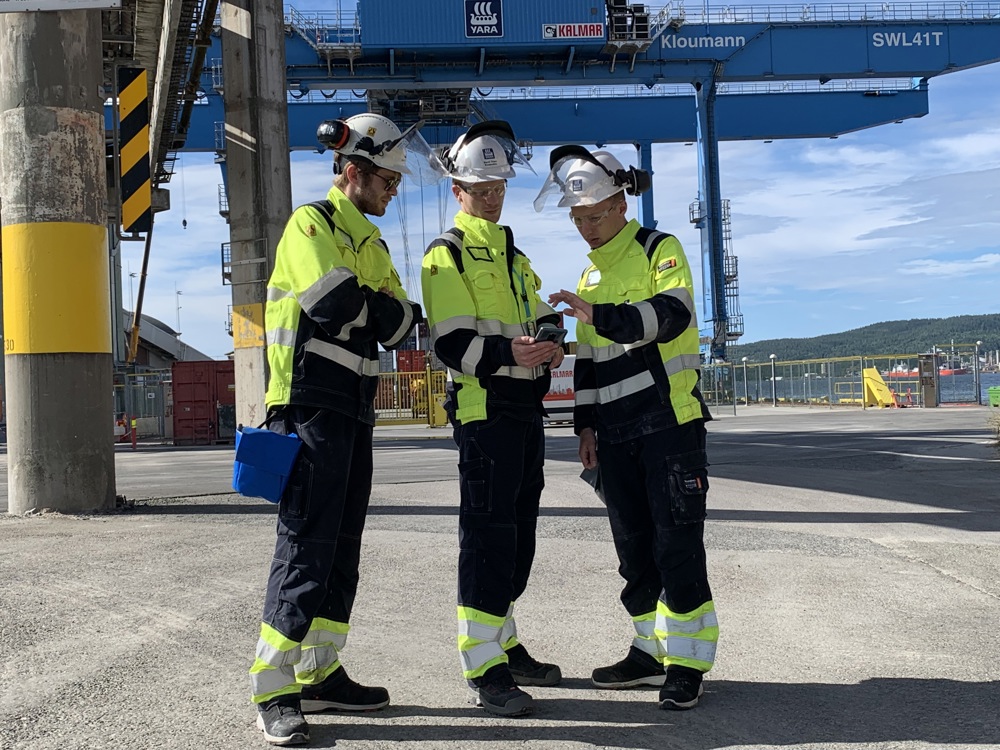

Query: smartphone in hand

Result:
[534,324,568,345]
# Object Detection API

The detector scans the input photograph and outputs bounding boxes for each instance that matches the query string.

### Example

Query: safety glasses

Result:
[458,182,507,199]
[569,205,615,228]
[370,171,402,192]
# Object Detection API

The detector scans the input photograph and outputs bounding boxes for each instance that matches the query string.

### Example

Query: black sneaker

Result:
[506,643,562,687]
[256,697,309,746]
[658,665,704,710]
[592,646,666,689]
[469,665,535,717]
[300,667,390,713]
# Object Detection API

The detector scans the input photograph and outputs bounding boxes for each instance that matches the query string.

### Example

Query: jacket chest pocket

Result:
[468,267,510,320]
[613,275,650,305]
[356,245,390,289]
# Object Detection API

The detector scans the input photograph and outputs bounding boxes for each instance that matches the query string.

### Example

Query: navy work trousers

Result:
[454,412,545,618]
[261,406,374,642]
[597,419,713,616]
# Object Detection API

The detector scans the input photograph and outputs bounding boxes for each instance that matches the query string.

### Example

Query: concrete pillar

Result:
[1,198,5,427]
[220,0,293,428]
[0,12,116,513]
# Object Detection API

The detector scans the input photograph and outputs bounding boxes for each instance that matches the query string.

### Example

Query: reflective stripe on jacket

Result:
[421,211,559,424]
[573,220,708,443]
[265,186,420,423]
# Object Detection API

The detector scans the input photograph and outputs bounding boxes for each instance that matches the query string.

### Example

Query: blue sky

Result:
[131,61,1000,360]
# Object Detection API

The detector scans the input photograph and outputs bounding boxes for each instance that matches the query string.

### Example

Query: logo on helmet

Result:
[570,178,583,193]
[481,147,497,165]
[367,126,377,137]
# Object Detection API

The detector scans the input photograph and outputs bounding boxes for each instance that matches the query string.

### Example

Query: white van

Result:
[543,354,575,424]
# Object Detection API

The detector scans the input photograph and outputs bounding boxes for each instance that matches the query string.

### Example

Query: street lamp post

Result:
[741,356,749,405]
[975,340,983,405]
[770,354,777,407]
[175,285,183,334]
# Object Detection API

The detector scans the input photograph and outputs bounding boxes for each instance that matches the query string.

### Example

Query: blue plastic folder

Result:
[232,426,303,503]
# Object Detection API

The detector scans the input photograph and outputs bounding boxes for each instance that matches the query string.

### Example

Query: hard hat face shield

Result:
[383,121,449,185]
[533,146,650,211]
[443,120,535,184]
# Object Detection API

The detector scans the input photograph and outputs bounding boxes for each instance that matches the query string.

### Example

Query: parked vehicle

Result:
[543,354,575,424]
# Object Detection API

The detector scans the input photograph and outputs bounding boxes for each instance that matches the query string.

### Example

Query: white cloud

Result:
[898,253,1000,277]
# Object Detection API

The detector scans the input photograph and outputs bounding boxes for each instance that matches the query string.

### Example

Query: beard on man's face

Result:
[355,174,390,217]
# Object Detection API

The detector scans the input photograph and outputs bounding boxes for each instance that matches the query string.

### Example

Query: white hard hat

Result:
[317,113,446,182]
[444,120,534,184]
[533,146,650,211]
[559,151,627,207]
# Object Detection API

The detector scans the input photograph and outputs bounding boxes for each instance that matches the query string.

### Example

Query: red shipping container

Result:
[397,349,427,373]
[172,360,236,445]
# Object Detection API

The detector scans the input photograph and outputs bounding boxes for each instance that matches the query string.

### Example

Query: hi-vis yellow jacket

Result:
[421,211,559,425]
[573,220,709,443]
[265,186,420,424]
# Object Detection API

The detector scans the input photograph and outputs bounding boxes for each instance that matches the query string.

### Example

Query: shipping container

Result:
[172,360,236,446]
[397,349,427,373]
[378,350,396,372]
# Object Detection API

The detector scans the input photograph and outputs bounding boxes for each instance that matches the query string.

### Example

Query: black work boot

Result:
[658,664,704,710]
[506,643,562,687]
[300,667,390,713]
[256,696,309,746]
[469,664,535,717]
[592,646,666,689]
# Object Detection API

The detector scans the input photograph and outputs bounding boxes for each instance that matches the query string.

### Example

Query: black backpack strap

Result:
[634,226,673,261]
[426,228,466,274]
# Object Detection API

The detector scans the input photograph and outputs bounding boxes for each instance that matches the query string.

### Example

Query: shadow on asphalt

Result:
[543,427,1000,533]
[125,500,1000,533]
[296,678,1000,749]
[126,502,608,518]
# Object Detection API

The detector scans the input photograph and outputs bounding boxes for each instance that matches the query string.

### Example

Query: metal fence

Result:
[374,369,449,426]
[704,348,993,411]
[113,369,172,441]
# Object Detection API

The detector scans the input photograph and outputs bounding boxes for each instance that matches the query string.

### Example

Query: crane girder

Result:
[174,86,930,151]
[271,19,1000,89]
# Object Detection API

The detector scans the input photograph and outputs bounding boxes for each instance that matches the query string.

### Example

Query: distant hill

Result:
[728,314,1000,362]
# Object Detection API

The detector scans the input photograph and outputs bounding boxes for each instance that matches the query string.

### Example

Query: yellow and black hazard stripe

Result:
[117,67,152,234]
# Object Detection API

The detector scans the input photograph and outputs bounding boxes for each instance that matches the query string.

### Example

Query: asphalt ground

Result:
[1,405,999,750]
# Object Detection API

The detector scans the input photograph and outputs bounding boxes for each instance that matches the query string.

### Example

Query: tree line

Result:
[728,314,1000,362]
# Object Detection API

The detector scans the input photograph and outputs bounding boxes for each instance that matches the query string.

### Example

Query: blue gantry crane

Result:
[159,0,1000,360]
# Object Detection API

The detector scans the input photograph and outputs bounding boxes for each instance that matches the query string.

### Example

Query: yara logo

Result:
[470,1,497,24]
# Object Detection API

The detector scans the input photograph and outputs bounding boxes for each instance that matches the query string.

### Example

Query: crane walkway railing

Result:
[273,78,915,106]
[272,1,999,46]
[650,0,999,26]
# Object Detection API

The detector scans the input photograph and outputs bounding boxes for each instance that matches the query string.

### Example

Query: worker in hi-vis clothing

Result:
[250,113,442,746]
[420,121,563,717]
[535,146,718,711]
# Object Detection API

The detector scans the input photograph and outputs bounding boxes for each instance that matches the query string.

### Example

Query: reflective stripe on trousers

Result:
[499,603,519,650]
[457,606,507,679]
[295,618,350,686]
[631,611,666,659]
[249,618,351,702]
[249,623,302,704]
[655,599,719,672]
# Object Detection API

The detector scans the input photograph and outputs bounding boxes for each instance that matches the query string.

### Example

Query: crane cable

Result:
[394,183,415,299]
